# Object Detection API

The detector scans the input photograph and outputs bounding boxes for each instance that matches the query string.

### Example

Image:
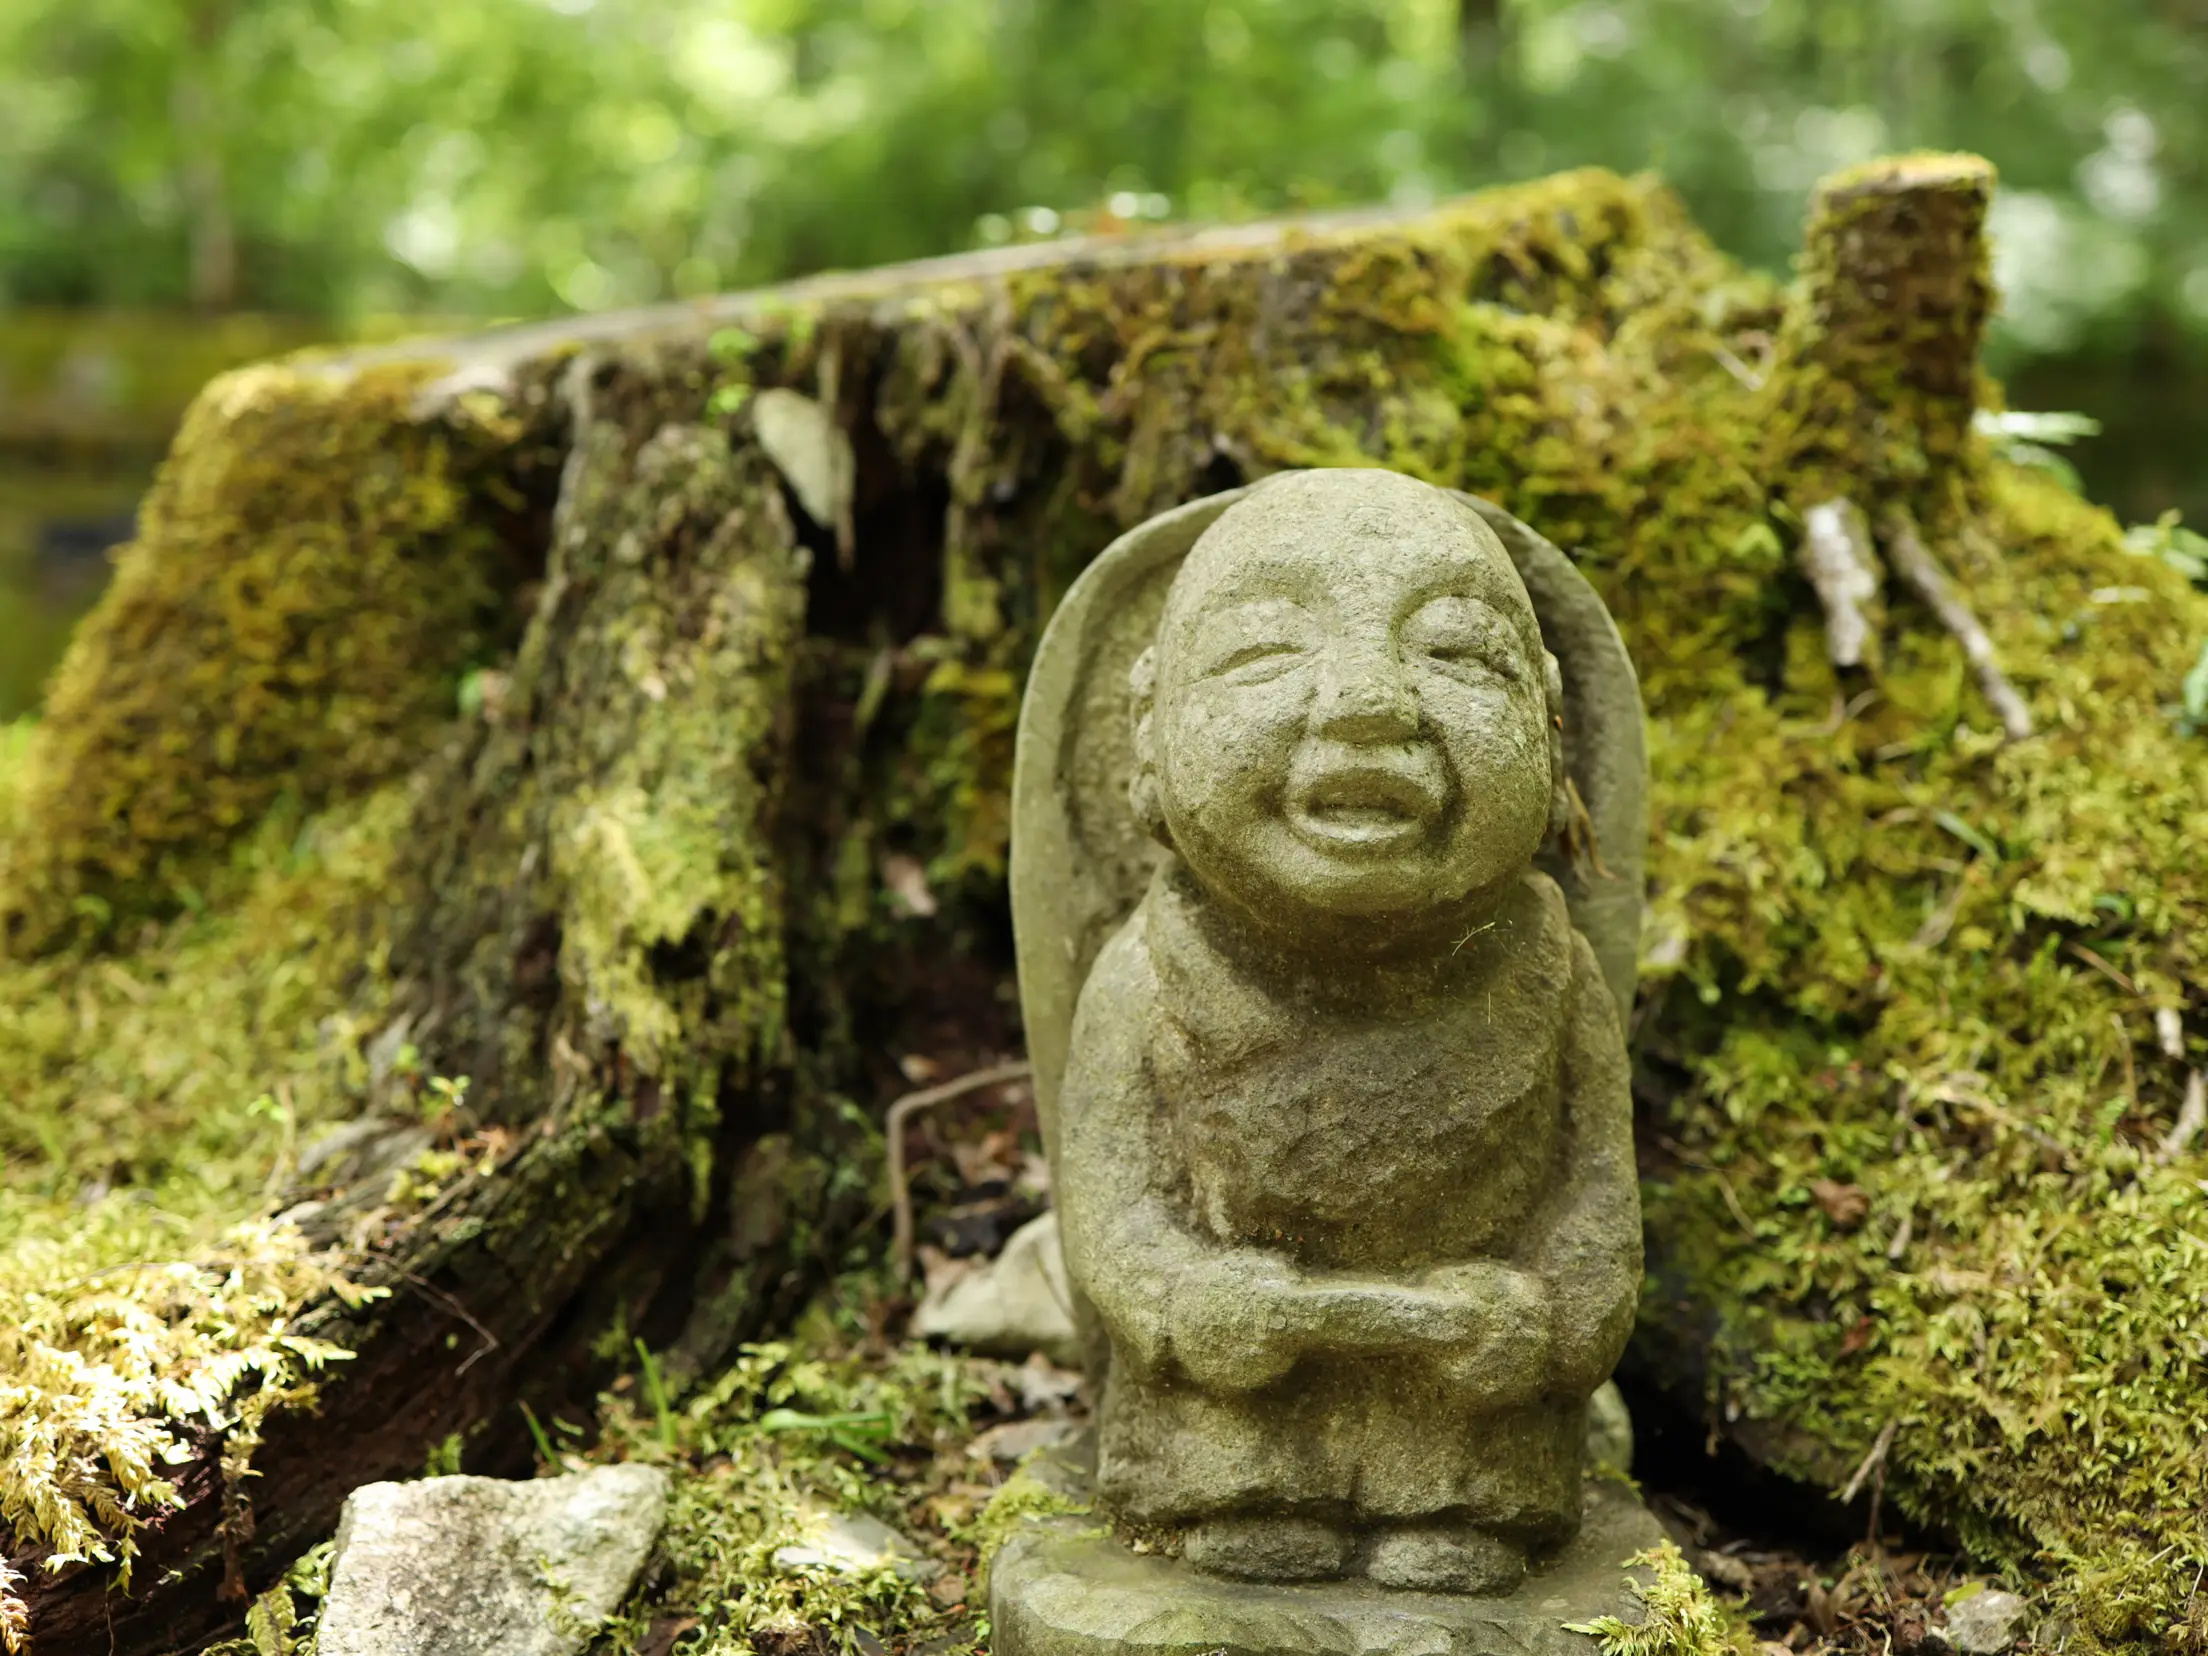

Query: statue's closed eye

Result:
[1402,596,1523,685]
[1206,639,1309,684]
[1192,599,1318,684]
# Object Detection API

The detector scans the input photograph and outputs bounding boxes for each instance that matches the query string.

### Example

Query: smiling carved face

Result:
[1139,471,1559,947]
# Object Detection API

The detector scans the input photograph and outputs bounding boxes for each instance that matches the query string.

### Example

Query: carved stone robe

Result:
[1055,862,1639,1548]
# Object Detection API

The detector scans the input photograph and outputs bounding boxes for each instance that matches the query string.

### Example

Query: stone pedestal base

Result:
[990,1480,1666,1656]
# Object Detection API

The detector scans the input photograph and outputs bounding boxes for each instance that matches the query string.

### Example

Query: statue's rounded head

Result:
[1131,469,1565,949]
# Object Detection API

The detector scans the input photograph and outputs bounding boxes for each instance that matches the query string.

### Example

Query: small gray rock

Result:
[914,1212,1080,1366]
[318,1464,670,1656]
[1947,1588,2030,1655]
[773,1509,930,1581]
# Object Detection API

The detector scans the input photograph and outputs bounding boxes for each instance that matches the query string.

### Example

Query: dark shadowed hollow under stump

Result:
[3,155,2207,1654]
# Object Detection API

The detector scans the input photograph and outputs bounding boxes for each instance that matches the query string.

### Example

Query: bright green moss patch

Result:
[0,718,31,840]
[1758,154,1997,514]
[0,1210,376,1646]
[0,781,409,1204]
[1635,472,2208,1653]
[1568,1542,1757,1656]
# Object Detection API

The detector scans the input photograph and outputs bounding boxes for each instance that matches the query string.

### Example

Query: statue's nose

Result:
[1312,644,1418,744]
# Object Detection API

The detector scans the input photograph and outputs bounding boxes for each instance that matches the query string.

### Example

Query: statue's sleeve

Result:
[1526,926,1643,1397]
[1055,911,1301,1391]
[1055,914,1187,1378]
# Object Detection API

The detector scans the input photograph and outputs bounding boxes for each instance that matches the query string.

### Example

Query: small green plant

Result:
[422,1072,471,1123]
[423,1432,465,1477]
[580,1335,996,1656]
[2182,638,2208,736]
[2124,509,2208,584]
[1566,1542,1754,1656]
[1974,408,2099,492]
[519,1400,558,1467]
[634,1339,677,1449]
[754,1406,897,1464]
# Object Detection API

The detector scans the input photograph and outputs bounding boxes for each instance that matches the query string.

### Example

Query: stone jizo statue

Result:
[999,468,1662,1654]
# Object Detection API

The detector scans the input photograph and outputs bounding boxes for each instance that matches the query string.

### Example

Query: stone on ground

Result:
[1945,1589,2030,1655]
[773,1508,931,1580]
[913,1211,1080,1366]
[317,1464,670,1656]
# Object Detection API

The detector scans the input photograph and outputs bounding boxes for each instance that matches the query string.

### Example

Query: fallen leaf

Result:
[1812,1178,1870,1229]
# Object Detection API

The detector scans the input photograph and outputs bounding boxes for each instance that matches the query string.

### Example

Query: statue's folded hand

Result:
[1418,1261,1553,1405]
[1164,1250,1319,1391]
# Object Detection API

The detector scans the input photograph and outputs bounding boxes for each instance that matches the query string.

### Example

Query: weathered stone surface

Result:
[1946,1589,2030,1655]
[1019,471,1647,1596]
[990,1478,1665,1656]
[317,1465,670,1656]
[913,1211,1081,1366]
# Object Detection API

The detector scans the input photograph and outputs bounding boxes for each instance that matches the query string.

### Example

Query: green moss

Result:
[0,772,414,1634]
[0,360,528,952]
[588,1338,998,1656]
[1567,1543,1758,1656]
[1757,153,1998,517]
[0,1207,377,1642]
[0,780,409,1205]
[1637,464,2208,1648]
[967,1467,1092,1574]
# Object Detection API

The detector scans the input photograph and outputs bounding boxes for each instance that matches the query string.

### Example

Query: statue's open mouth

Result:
[1289,764,1437,852]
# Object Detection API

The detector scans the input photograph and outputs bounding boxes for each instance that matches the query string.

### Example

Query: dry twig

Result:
[887,1060,1034,1282]
[1880,506,2034,741]
[2158,1071,2208,1163]
[1841,1418,1900,1505]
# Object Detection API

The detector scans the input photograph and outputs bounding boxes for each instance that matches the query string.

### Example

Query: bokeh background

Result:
[4,0,2203,717]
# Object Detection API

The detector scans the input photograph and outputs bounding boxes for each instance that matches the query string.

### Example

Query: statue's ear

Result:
[1543,648,1572,845]
[1127,645,1171,845]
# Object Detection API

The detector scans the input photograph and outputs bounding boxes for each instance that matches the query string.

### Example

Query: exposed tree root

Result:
[1880,505,2035,741]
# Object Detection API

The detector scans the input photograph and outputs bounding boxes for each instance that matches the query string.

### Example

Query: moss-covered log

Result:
[4,158,2208,1654]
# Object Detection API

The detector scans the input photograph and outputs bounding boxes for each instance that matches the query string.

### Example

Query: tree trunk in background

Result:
[8,160,2208,1652]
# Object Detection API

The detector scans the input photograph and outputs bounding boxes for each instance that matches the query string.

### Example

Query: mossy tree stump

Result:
[4,156,2207,1654]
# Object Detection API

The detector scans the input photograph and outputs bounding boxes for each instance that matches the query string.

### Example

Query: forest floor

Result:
[604,1081,1986,1656]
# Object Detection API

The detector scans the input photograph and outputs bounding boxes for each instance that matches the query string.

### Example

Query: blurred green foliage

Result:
[1,0,2202,359]
[1,0,2204,721]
